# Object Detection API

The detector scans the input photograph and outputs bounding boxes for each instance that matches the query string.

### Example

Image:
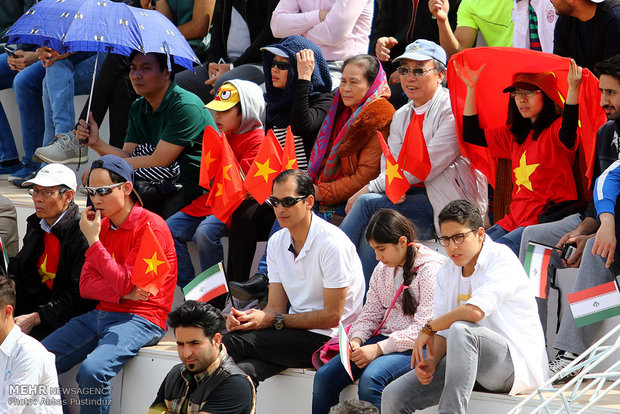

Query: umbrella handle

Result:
[81,51,99,144]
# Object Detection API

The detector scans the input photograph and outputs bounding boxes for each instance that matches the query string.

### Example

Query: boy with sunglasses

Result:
[9,164,94,341]
[41,155,178,413]
[382,199,546,414]
[222,169,365,386]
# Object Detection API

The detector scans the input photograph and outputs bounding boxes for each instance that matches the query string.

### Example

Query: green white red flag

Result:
[523,242,553,299]
[568,281,620,327]
[338,321,354,381]
[183,262,228,303]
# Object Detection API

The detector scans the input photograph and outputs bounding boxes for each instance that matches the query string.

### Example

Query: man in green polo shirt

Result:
[74,51,215,209]
[428,0,514,58]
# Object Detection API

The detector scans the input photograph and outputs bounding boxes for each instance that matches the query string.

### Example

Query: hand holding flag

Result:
[338,321,354,381]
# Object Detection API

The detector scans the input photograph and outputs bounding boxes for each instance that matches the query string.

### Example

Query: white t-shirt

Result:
[226,7,251,61]
[433,237,548,395]
[0,325,62,413]
[267,213,365,337]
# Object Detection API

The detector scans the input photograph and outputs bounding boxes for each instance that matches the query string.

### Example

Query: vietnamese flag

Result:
[377,132,410,203]
[282,126,299,171]
[447,47,606,188]
[207,136,245,223]
[199,126,223,190]
[244,130,283,203]
[132,223,171,296]
[399,112,431,182]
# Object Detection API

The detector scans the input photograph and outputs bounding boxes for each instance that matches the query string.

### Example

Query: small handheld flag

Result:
[523,241,554,298]
[183,262,228,303]
[338,321,354,381]
[132,223,171,296]
[568,281,620,327]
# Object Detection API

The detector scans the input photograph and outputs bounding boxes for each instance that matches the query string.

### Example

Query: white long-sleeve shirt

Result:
[0,325,61,413]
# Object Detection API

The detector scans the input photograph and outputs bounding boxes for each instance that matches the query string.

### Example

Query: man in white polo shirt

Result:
[223,169,365,385]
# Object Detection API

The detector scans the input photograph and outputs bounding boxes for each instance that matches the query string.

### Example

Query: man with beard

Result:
[517,53,620,382]
[150,301,254,414]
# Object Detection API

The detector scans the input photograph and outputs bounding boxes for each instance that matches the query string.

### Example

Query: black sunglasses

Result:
[271,61,291,70]
[266,195,308,208]
[84,182,123,197]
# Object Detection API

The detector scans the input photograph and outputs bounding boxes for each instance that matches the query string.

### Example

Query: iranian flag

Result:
[568,281,620,327]
[338,321,354,381]
[523,242,554,298]
[183,262,228,303]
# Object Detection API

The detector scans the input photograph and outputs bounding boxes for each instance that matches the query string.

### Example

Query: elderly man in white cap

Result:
[9,164,94,340]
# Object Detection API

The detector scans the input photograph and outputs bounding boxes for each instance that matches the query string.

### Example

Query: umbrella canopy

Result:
[6,0,199,70]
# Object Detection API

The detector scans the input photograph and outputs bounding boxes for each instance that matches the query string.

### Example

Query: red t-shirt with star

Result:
[486,117,577,231]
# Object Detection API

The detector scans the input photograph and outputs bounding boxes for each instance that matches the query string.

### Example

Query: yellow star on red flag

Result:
[385,159,404,185]
[254,158,277,183]
[143,252,165,274]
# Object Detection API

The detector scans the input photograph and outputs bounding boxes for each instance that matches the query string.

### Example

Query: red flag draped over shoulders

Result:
[447,47,606,188]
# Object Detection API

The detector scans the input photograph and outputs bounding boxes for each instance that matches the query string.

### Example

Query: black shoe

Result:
[229,274,269,300]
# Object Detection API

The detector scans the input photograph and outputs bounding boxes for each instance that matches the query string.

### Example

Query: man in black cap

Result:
[42,155,178,413]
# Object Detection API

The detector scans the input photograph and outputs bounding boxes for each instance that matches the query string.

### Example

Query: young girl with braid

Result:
[312,209,446,413]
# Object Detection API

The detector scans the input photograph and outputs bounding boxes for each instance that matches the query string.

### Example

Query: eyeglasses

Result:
[29,188,60,199]
[266,195,308,208]
[84,182,123,197]
[436,230,475,247]
[271,61,290,70]
[510,89,541,99]
[398,67,434,77]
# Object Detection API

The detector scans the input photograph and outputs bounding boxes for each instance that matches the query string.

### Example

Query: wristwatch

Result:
[421,321,436,336]
[273,313,285,330]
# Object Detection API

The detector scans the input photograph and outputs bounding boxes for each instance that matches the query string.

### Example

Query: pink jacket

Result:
[270,0,373,61]
[349,244,446,354]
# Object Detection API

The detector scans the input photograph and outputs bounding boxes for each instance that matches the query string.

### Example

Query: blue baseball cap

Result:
[393,39,447,66]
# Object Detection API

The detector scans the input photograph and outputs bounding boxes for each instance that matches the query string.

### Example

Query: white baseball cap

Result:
[23,164,77,192]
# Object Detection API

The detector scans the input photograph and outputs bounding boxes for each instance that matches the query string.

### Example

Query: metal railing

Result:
[509,324,620,414]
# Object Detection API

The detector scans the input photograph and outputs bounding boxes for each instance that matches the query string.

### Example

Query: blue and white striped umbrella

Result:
[6,0,200,70]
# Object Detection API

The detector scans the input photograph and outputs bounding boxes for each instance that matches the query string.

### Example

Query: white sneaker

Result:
[548,351,578,383]
[34,132,88,164]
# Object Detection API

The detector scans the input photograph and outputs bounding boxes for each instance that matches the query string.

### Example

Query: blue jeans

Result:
[194,214,228,273]
[42,310,164,414]
[42,52,101,144]
[312,335,413,413]
[166,211,205,287]
[485,224,525,256]
[381,322,514,414]
[0,52,46,165]
[339,190,435,284]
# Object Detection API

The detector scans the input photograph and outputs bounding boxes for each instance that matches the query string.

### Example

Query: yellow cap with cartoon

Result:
[205,83,240,111]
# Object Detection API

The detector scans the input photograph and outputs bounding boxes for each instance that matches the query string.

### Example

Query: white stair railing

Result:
[509,324,620,414]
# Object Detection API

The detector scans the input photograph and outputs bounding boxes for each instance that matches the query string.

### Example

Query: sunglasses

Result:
[266,195,308,208]
[397,67,434,77]
[271,61,291,70]
[84,182,123,197]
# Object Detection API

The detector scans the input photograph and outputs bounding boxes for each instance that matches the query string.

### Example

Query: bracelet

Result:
[421,322,436,336]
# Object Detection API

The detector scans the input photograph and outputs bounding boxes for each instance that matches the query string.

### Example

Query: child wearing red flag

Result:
[456,59,583,255]
[167,80,264,288]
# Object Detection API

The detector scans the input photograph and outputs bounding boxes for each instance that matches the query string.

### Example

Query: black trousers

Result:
[223,328,330,386]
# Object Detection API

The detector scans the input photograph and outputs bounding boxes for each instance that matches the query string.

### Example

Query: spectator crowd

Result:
[2,0,620,413]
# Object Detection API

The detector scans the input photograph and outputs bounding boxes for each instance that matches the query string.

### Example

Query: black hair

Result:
[272,169,315,198]
[329,399,379,414]
[0,277,16,308]
[167,301,225,340]
[343,54,380,85]
[438,200,484,230]
[507,88,561,144]
[365,209,419,316]
[129,50,175,81]
[595,54,620,83]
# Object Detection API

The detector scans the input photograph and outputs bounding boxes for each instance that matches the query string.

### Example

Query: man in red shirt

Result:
[42,155,178,413]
